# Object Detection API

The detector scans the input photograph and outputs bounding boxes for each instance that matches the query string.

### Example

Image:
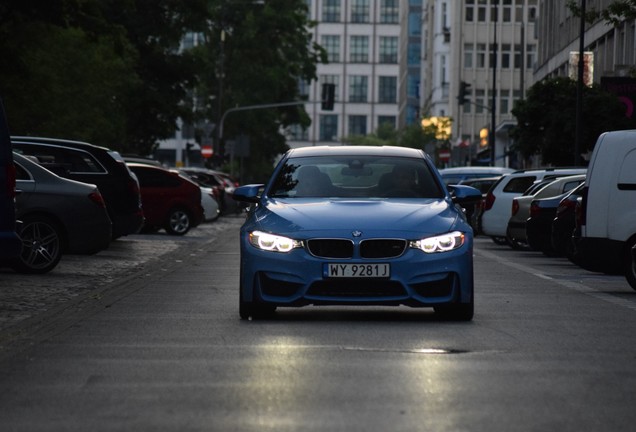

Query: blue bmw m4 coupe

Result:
[232,146,482,321]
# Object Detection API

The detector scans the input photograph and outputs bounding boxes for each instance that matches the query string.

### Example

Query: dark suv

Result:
[11,137,144,238]
[0,99,21,259]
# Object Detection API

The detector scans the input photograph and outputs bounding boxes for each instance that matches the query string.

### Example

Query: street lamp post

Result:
[575,0,586,167]
[490,0,498,167]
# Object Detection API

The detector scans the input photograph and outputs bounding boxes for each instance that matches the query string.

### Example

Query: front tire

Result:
[165,208,192,235]
[434,296,474,321]
[11,215,63,274]
[625,239,636,291]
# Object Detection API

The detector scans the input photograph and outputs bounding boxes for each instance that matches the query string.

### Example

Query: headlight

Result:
[248,230,302,253]
[410,231,465,254]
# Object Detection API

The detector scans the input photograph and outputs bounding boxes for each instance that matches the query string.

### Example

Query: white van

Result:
[573,130,636,290]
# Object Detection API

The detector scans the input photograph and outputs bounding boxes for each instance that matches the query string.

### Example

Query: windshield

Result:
[268,156,444,199]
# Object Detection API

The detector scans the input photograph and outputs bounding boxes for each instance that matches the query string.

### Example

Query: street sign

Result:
[201,145,213,158]
[439,151,451,162]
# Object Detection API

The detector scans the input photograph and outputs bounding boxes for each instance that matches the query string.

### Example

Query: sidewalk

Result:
[0,216,244,353]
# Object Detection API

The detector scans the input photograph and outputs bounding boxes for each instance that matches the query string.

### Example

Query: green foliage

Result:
[567,0,636,25]
[341,121,437,152]
[0,0,324,167]
[511,77,635,165]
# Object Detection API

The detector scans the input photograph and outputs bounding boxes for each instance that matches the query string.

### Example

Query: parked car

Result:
[177,170,220,222]
[10,153,112,273]
[550,183,586,260]
[526,182,586,256]
[572,130,636,290]
[506,174,586,249]
[11,136,143,238]
[232,145,482,321]
[180,167,239,214]
[458,176,505,234]
[0,99,21,260]
[481,168,587,245]
[439,166,514,186]
[127,163,204,235]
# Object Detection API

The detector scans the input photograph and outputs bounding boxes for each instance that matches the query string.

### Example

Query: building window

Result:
[501,43,511,69]
[379,36,398,63]
[348,115,367,136]
[379,76,397,103]
[380,0,399,24]
[322,0,341,22]
[501,0,512,22]
[475,89,486,114]
[408,11,421,36]
[464,43,474,68]
[378,116,396,129]
[466,0,474,22]
[500,88,511,114]
[321,35,340,63]
[349,75,368,102]
[288,124,309,141]
[476,43,486,68]
[407,74,419,99]
[320,74,340,102]
[320,115,338,141]
[477,0,487,22]
[526,43,537,69]
[514,44,522,68]
[408,43,420,65]
[298,79,310,98]
[351,0,369,23]
[350,36,369,63]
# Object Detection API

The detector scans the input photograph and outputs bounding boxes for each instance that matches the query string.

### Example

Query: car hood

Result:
[248,198,460,238]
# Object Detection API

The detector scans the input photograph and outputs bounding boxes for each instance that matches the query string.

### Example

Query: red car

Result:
[127,163,204,235]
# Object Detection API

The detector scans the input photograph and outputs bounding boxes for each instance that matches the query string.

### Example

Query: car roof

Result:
[11,136,112,152]
[439,166,514,174]
[285,145,426,158]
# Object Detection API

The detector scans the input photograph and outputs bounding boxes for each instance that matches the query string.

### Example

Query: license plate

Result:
[326,263,390,278]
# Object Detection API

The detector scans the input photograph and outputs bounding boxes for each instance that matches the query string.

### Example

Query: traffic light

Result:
[457,81,471,105]
[321,83,335,110]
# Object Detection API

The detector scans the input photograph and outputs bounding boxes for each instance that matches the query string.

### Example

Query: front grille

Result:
[360,239,407,258]
[307,279,406,297]
[307,239,354,258]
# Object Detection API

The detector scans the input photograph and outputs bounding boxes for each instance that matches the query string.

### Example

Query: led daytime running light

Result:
[410,231,465,253]
[249,231,301,253]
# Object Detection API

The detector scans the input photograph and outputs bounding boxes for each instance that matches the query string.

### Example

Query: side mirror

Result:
[448,184,483,205]
[231,184,264,203]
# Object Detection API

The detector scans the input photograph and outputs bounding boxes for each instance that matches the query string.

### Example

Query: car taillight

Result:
[511,199,519,216]
[484,192,495,211]
[6,163,16,199]
[556,197,576,216]
[529,201,540,218]
[88,190,107,208]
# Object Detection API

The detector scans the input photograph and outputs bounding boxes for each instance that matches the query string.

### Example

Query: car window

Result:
[269,156,444,199]
[13,162,32,181]
[132,167,181,188]
[15,144,107,174]
[503,176,537,193]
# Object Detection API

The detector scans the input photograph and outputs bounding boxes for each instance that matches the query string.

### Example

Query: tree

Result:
[197,0,325,180]
[0,1,139,147]
[511,77,634,165]
[567,0,636,25]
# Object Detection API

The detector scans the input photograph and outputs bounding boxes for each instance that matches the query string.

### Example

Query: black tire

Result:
[11,215,63,274]
[239,288,276,320]
[434,297,474,321]
[625,239,636,291]
[165,208,192,235]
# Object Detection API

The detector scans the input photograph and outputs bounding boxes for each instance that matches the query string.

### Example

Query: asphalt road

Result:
[1,216,635,432]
